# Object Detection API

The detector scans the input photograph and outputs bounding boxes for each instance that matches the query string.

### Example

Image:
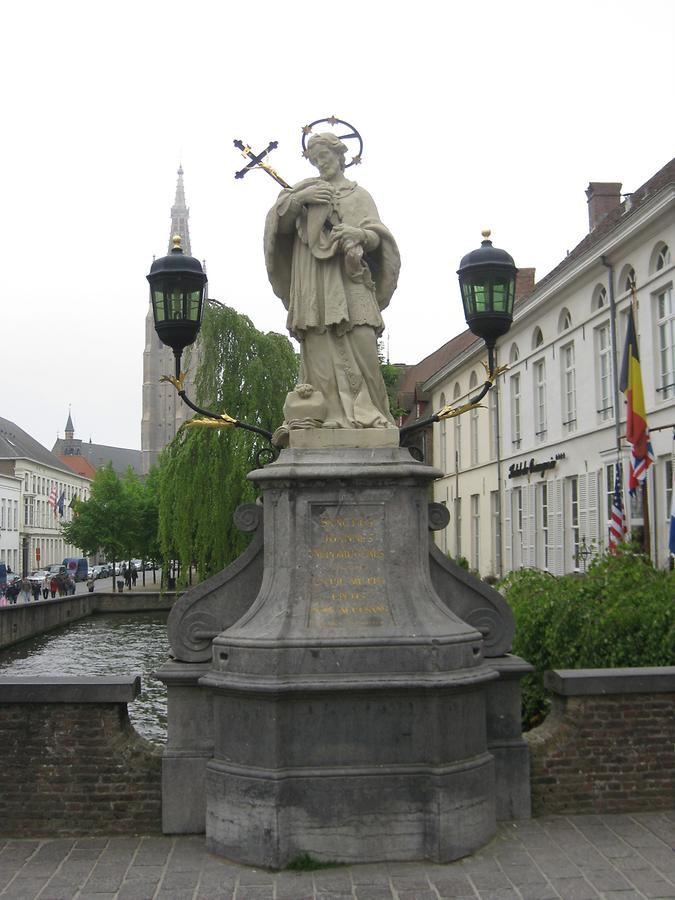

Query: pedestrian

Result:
[116,576,124,593]
[67,574,76,596]
[131,564,137,587]
[49,576,58,599]
[20,577,31,604]
[86,573,96,593]
[31,582,40,602]
[7,580,20,605]
[42,575,49,600]
[123,564,130,588]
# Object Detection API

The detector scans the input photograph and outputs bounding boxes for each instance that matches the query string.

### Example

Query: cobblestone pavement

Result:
[0,812,673,900]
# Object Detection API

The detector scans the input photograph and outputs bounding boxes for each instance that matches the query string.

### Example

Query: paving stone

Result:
[35,883,78,900]
[430,875,476,893]
[395,892,437,900]
[474,890,521,900]
[73,838,109,850]
[0,876,49,899]
[236,869,275,885]
[390,876,432,890]
[548,876,599,899]
[517,886,559,900]
[125,864,165,882]
[352,889,394,900]
[233,886,274,899]
[76,894,118,900]
[314,893,355,900]
[161,870,200,889]
[499,866,548,886]
[582,868,634,892]
[154,891,198,900]
[117,883,159,900]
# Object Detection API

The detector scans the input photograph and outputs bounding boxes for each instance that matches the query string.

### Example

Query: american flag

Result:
[608,464,627,552]
[47,485,58,515]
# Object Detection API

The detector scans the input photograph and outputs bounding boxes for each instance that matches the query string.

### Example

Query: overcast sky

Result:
[2,0,674,452]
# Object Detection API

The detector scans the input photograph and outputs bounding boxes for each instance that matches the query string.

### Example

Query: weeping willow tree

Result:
[157,302,298,584]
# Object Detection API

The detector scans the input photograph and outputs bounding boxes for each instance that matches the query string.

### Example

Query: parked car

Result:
[27,570,50,585]
[46,564,66,576]
[90,564,108,579]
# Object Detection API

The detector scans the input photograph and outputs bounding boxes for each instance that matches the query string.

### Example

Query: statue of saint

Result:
[264,132,400,432]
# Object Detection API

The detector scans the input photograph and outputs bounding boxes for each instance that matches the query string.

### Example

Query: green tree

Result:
[157,302,298,585]
[61,464,130,566]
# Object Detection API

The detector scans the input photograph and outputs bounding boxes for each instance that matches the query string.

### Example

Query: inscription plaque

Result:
[308,502,392,628]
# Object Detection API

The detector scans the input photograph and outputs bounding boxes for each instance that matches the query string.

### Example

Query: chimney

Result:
[515,267,536,301]
[586,182,622,231]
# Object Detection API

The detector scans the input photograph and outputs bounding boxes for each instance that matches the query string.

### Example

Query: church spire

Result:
[169,164,192,256]
[65,408,74,440]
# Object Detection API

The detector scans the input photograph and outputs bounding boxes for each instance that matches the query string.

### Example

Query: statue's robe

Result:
[264,179,400,429]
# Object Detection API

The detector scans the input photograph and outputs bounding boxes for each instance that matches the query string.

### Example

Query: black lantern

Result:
[147,235,207,357]
[457,230,517,353]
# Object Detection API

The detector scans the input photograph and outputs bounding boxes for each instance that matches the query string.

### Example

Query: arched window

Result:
[592,285,607,310]
[620,265,636,293]
[532,327,544,349]
[558,308,572,332]
[509,343,519,363]
[469,372,479,466]
[651,242,671,273]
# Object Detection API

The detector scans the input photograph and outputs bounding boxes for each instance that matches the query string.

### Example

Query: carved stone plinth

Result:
[201,448,501,867]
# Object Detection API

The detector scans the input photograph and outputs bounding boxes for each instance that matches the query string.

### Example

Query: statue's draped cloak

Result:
[264,179,400,338]
[264,178,400,430]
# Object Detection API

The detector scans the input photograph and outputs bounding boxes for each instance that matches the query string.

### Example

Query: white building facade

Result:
[0,418,91,574]
[425,159,675,577]
[0,473,22,575]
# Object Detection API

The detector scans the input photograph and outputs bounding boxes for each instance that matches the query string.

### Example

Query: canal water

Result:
[0,613,170,745]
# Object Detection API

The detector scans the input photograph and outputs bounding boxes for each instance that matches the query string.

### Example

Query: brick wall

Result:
[527,668,675,815]
[0,677,161,836]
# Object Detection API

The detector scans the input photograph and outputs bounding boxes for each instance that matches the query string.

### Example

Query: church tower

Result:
[141,166,204,475]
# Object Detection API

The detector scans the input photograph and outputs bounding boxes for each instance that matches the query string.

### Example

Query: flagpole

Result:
[630,282,651,558]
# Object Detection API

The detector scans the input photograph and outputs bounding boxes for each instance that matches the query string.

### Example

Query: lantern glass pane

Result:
[188,289,202,321]
[493,277,510,312]
[168,290,184,321]
[153,289,166,322]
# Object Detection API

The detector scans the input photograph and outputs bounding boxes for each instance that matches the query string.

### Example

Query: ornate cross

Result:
[233,139,290,189]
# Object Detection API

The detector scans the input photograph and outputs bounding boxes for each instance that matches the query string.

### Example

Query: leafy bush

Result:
[499,548,675,729]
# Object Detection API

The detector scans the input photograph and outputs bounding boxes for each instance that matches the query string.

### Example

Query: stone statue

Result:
[264,132,400,433]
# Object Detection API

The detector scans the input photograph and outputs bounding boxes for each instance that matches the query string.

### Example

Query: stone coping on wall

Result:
[545,666,675,695]
[0,675,141,703]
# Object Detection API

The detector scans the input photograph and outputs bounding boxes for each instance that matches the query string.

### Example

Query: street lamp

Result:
[146,236,274,445]
[457,229,517,374]
[148,235,207,368]
[399,231,516,440]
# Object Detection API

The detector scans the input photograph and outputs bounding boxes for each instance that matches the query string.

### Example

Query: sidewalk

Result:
[1,811,673,900]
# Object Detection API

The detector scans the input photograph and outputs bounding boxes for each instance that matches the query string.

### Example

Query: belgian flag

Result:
[619,301,654,495]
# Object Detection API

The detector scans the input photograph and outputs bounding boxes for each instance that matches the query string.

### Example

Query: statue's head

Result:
[307,133,347,173]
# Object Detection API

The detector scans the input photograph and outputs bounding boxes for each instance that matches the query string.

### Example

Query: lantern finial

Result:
[481,229,492,241]
[171,234,182,251]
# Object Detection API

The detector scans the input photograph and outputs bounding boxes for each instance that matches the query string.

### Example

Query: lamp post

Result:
[399,230,516,440]
[146,236,274,444]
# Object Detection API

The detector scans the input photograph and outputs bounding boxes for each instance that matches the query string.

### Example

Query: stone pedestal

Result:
[202,448,500,867]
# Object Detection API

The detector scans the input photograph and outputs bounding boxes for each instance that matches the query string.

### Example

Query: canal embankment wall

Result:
[0,592,178,651]
[0,676,162,836]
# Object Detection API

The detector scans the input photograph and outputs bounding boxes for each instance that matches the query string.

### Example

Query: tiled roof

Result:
[519,155,675,302]
[57,454,98,479]
[52,438,142,478]
[0,417,79,476]
[401,154,675,408]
